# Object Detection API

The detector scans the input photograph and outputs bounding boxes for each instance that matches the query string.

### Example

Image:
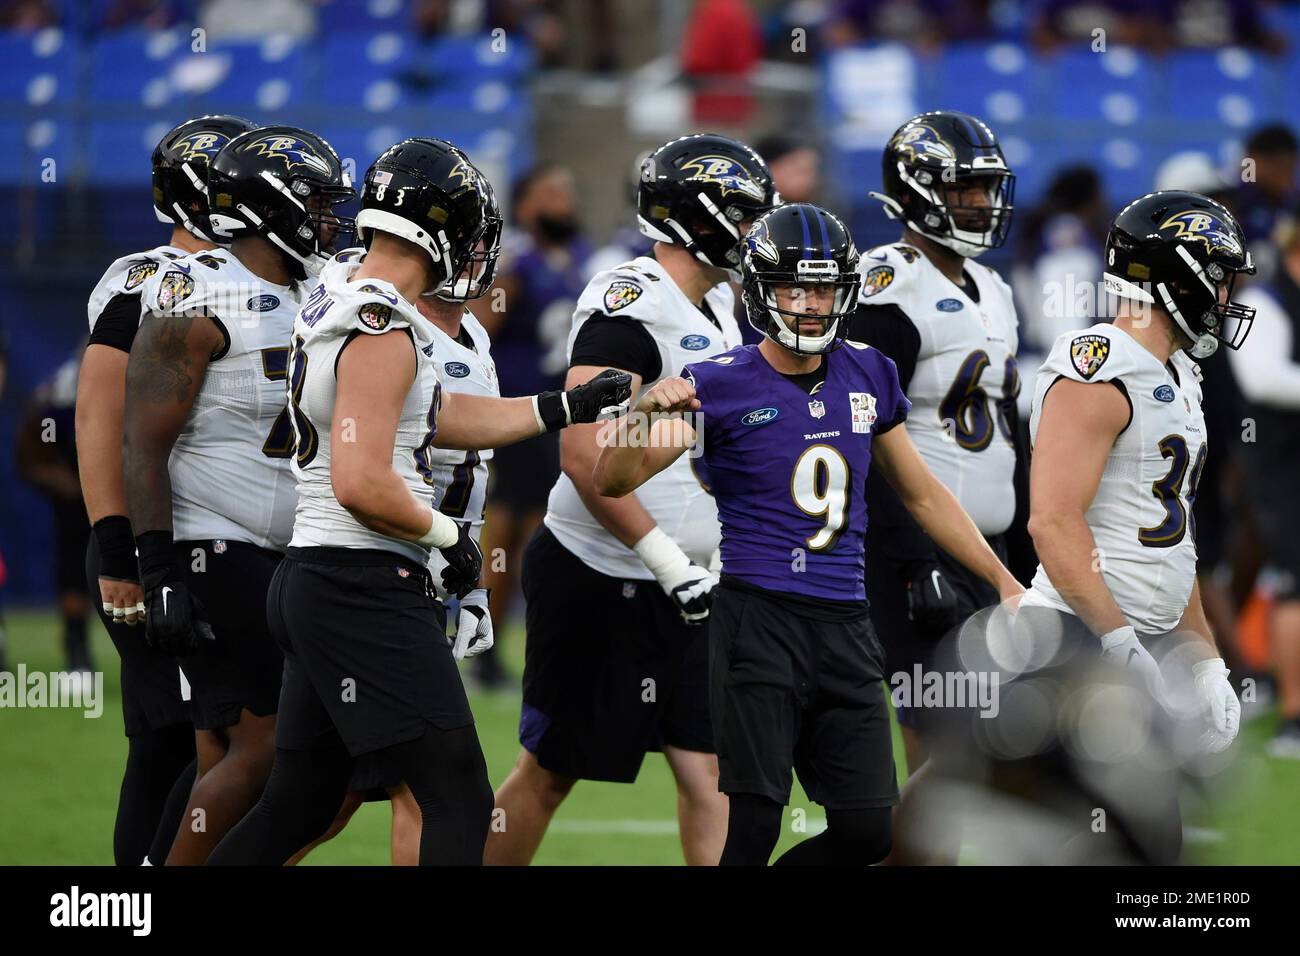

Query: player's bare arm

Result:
[593,375,699,497]
[330,330,436,541]
[431,365,630,450]
[122,310,222,534]
[77,345,145,623]
[872,421,1023,602]
[1025,376,1132,636]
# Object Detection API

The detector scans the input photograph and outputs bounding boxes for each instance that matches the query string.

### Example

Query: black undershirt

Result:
[570,313,663,380]
[777,357,829,394]
[87,292,143,353]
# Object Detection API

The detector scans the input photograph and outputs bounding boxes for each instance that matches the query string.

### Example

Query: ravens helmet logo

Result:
[746,219,781,264]
[892,124,956,164]
[241,135,333,177]
[680,156,766,202]
[1159,211,1243,258]
[174,131,230,163]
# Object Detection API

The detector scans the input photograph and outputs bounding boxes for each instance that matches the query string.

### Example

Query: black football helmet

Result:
[206,125,356,279]
[741,203,861,355]
[356,137,502,300]
[152,114,258,243]
[638,133,778,276]
[1103,190,1255,358]
[872,110,1014,258]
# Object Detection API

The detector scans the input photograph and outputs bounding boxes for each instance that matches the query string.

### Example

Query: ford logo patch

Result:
[936,298,963,312]
[247,294,280,312]
[741,407,779,426]
[1153,384,1176,403]
[444,361,471,378]
[680,334,711,351]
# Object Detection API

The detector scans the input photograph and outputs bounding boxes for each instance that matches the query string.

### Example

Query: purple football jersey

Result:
[685,343,910,601]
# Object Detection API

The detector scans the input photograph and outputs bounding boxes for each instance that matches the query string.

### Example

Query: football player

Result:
[847,110,1023,781]
[77,114,257,866]
[1020,191,1253,765]
[286,249,502,866]
[122,124,355,864]
[486,133,776,867]
[593,202,1023,865]
[206,138,629,866]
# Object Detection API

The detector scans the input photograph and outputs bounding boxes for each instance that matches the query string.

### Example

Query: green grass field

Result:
[1,607,1297,865]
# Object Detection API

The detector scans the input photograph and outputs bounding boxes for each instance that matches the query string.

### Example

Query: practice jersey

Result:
[1021,323,1206,635]
[685,342,910,602]
[288,252,443,566]
[425,311,498,539]
[87,244,189,332]
[545,255,742,578]
[137,251,303,551]
[855,242,1020,534]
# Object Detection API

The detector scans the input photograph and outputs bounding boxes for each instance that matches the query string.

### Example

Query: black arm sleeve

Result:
[569,314,663,381]
[86,292,143,353]
[846,303,922,391]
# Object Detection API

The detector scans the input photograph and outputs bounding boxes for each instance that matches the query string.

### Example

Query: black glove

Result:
[904,560,959,638]
[537,369,633,431]
[437,521,483,600]
[136,531,215,656]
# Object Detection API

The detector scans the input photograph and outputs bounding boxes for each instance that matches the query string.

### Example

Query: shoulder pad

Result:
[576,265,663,322]
[856,244,919,307]
[140,258,207,316]
[1042,326,1138,385]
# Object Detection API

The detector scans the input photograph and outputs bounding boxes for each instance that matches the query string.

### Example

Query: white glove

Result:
[1193,657,1240,753]
[1100,625,1165,695]
[633,527,716,624]
[450,588,494,660]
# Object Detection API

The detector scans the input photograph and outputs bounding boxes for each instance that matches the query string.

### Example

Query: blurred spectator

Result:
[1230,215,1300,758]
[472,1,618,72]
[1011,165,1108,356]
[1032,0,1282,53]
[102,0,193,30]
[755,134,822,203]
[681,0,762,125]
[0,0,56,30]
[1223,124,1299,283]
[827,0,993,50]
[15,346,92,675]
[1154,150,1225,195]
[200,0,315,40]
[469,163,593,687]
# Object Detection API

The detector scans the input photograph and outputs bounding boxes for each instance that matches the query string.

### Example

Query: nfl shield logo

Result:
[622,582,637,599]
[397,567,410,578]
[808,400,826,419]
[213,540,227,554]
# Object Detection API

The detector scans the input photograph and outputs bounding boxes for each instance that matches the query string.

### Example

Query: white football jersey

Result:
[137,250,305,551]
[545,255,741,578]
[857,242,1020,535]
[288,252,443,566]
[1021,323,1206,635]
[424,311,498,538]
[88,244,189,331]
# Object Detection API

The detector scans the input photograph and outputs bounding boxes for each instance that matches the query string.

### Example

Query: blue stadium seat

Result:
[0,29,79,106]
[320,31,420,107]
[1046,46,1155,125]
[87,121,172,185]
[89,30,184,106]
[1165,49,1280,129]
[0,120,72,185]
[174,39,308,110]
[934,42,1037,123]
[317,0,410,34]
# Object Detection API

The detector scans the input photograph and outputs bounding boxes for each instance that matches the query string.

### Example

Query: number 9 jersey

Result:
[1021,322,1206,635]
[287,251,444,566]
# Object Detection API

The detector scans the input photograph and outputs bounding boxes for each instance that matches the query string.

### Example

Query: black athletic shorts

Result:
[519,525,712,783]
[271,547,471,757]
[868,535,1005,729]
[709,579,899,811]
[86,537,190,737]
[487,432,559,513]
[175,539,283,731]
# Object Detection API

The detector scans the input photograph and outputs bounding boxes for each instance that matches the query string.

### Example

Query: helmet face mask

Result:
[356,138,503,301]
[638,134,778,278]
[874,111,1015,259]
[1103,190,1256,358]
[742,203,862,355]
[207,126,356,280]
[152,114,258,244]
